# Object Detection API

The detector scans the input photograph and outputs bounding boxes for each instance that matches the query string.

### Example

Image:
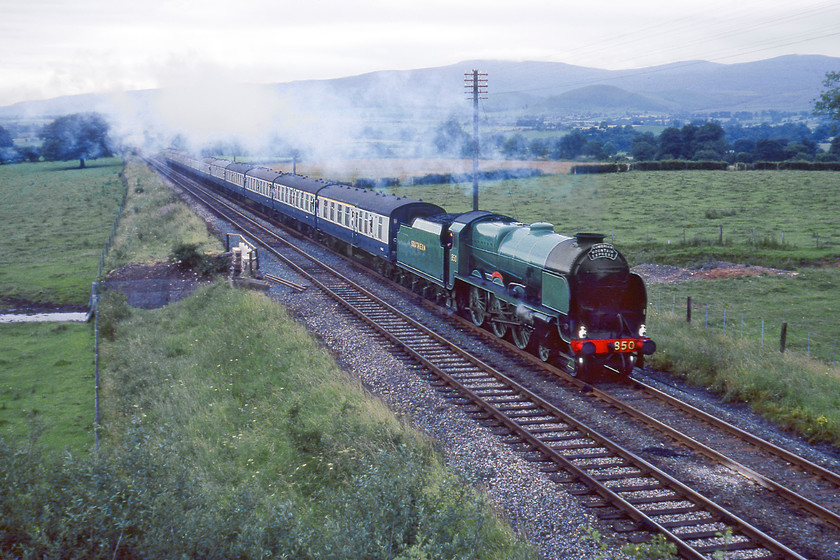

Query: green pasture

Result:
[385,169,840,265]
[0,158,126,306]
[648,268,840,364]
[0,322,93,450]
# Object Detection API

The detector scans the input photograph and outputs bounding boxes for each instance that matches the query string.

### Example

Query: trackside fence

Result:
[90,166,130,449]
[649,292,838,368]
[96,171,130,280]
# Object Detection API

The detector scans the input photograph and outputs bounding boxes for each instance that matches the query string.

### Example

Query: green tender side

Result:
[397,220,446,286]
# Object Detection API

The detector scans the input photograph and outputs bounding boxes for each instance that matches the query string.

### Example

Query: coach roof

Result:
[274,174,336,195]
[227,162,255,174]
[202,157,231,168]
[317,183,444,217]
[247,166,284,182]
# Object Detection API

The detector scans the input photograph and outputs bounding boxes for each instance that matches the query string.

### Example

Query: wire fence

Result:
[95,174,130,280]
[90,171,130,450]
[649,291,838,368]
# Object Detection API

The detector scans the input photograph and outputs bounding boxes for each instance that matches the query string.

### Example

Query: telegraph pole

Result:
[465,69,487,211]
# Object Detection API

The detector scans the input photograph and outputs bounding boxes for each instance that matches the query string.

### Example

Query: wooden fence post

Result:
[780,322,788,353]
[686,296,692,323]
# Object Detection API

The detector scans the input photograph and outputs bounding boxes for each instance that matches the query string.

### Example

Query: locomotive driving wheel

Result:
[511,324,533,350]
[488,296,508,338]
[468,286,487,326]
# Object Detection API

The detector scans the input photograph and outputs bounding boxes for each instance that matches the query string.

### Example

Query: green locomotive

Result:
[395,211,655,379]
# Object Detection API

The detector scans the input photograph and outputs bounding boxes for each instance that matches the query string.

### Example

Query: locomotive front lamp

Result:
[578,325,588,339]
[639,324,647,337]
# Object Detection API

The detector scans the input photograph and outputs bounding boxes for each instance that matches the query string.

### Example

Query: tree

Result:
[555,130,587,160]
[432,116,468,156]
[0,125,13,148]
[754,138,786,161]
[694,122,727,160]
[813,71,840,126]
[0,124,20,164]
[679,123,698,159]
[528,138,550,159]
[500,134,528,159]
[630,133,657,161]
[657,127,683,159]
[39,112,112,168]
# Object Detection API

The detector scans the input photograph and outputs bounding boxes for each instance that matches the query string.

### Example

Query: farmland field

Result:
[0,158,126,306]
[375,168,840,260]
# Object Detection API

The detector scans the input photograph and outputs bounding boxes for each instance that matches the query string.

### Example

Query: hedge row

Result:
[571,160,840,174]
[750,160,840,171]
[353,168,543,188]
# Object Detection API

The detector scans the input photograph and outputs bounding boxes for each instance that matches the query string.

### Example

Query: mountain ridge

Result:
[2,55,837,152]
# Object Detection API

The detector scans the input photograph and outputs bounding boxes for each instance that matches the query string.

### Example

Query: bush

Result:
[170,243,229,276]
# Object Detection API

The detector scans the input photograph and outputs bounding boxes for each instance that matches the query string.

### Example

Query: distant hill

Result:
[1,55,836,156]
[2,54,837,121]
[534,85,674,114]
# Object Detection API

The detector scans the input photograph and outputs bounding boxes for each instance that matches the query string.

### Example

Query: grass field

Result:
[0,158,125,452]
[0,322,93,450]
[0,158,126,306]
[382,169,840,263]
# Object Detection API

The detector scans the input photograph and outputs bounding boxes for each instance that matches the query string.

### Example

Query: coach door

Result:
[350,208,360,246]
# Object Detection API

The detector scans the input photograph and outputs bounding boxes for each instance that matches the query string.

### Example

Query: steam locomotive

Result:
[163,150,654,379]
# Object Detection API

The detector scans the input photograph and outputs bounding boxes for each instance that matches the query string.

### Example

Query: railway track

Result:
[148,158,834,559]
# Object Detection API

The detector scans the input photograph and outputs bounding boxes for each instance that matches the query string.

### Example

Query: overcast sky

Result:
[2,0,840,107]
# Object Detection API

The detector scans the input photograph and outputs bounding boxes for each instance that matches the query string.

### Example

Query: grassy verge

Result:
[105,157,222,269]
[0,158,126,305]
[648,312,840,445]
[0,322,93,450]
[0,284,536,559]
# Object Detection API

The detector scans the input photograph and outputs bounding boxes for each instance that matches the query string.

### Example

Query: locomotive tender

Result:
[163,150,654,379]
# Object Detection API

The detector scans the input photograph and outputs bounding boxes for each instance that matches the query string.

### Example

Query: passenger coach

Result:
[316,183,443,259]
